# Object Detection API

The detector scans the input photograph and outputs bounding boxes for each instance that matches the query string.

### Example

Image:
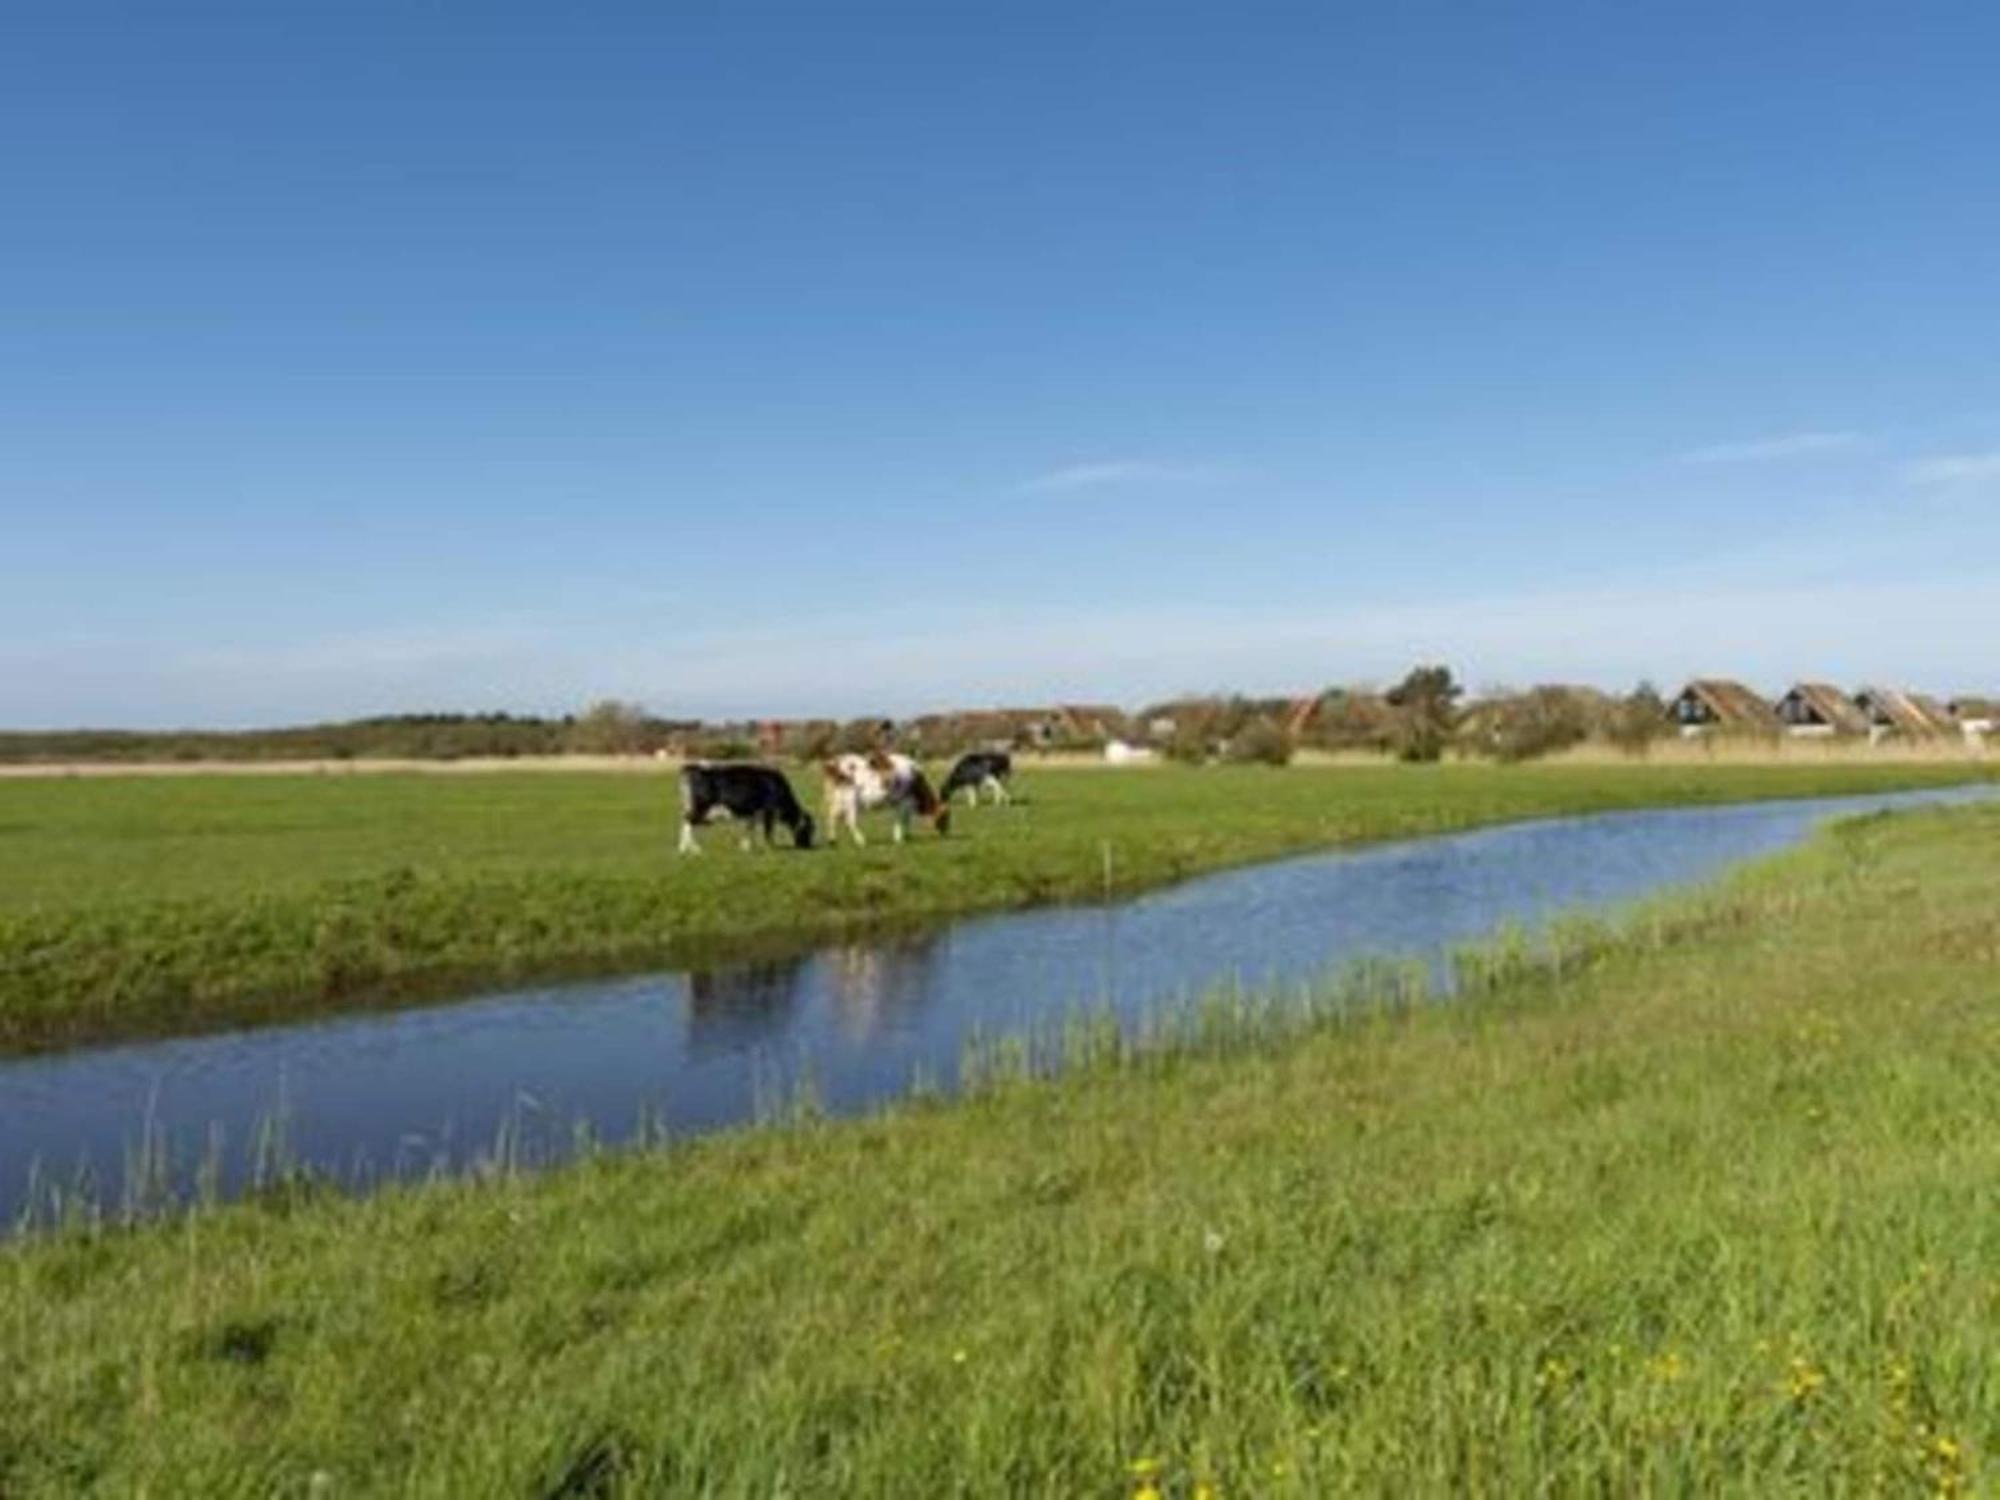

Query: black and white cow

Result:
[940,750,1012,806]
[678,763,815,853]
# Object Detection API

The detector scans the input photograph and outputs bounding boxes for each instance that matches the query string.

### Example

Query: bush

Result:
[1161,721,1213,765]
[1303,690,1396,754]
[1223,719,1294,766]
[1605,683,1672,758]
[565,701,650,755]
[1472,688,1594,763]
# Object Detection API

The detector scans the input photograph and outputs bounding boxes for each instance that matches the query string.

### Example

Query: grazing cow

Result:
[678,763,815,854]
[822,751,951,846]
[941,750,1012,806]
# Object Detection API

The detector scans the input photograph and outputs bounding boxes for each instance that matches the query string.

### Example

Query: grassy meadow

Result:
[3,801,1997,1493]
[0,759,1993,1055]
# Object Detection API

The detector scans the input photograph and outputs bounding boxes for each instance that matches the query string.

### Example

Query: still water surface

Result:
[3,786,1989,1224]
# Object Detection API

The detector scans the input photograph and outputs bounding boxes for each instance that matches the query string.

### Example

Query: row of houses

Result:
[1671,681,1996,741]
[667,682,1993,759]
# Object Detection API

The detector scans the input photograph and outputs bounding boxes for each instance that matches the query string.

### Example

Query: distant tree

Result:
[1386,664,1463,763]
[566,699,649,755]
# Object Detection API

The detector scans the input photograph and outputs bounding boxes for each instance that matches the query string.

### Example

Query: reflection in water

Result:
[827,934,942,1041]
[683,956,811,1055]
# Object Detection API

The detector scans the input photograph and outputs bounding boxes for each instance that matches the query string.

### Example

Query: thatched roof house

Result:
[1668,680,1779,734]
[1910,693,1957,736]
[1948,697,1997,735]
[1853,687,1957,739]
[1773,682,1869,737]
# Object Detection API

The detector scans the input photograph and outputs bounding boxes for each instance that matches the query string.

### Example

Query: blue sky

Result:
[4,1,1997,727]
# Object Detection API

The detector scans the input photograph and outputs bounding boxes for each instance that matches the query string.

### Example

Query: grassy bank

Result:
[0,761,1991,1056]
[4,803,1997,1493]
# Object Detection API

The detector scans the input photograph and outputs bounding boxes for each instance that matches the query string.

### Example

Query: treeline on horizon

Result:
[0,670,1686,767]
[0,710,703,766]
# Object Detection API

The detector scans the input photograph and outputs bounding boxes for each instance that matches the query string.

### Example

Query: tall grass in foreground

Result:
[3,804,1997,1494]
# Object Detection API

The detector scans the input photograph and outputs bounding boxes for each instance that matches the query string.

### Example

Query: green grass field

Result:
[3,801,1996,1494]
[0,760,1991,1055]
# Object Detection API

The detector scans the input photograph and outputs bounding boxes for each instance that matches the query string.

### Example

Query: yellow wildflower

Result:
[1647,1351,1688,1383]
[1127,1458,1162,1479]
[1931,1432,1968,1497]
[1786,1357,1827,1401]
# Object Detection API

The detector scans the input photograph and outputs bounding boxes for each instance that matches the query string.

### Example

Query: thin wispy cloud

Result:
[1676,431,1861,465]
[1900,451,2000,486]
[1015,460,1229,494]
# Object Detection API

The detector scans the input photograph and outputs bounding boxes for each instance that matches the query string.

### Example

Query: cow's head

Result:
[932,805,952,837]
[792,810,817,849]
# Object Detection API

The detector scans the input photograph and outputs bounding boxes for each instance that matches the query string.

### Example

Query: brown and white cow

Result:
[821,752,951,847]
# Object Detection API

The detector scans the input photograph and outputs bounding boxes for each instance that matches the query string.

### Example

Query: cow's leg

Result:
[830,792,864,847]
[892,801,909,844]
[678,818,702,855]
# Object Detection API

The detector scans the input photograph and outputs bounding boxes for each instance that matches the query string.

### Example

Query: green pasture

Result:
[4,802,1997,1493]
[0,760,1990,1055]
